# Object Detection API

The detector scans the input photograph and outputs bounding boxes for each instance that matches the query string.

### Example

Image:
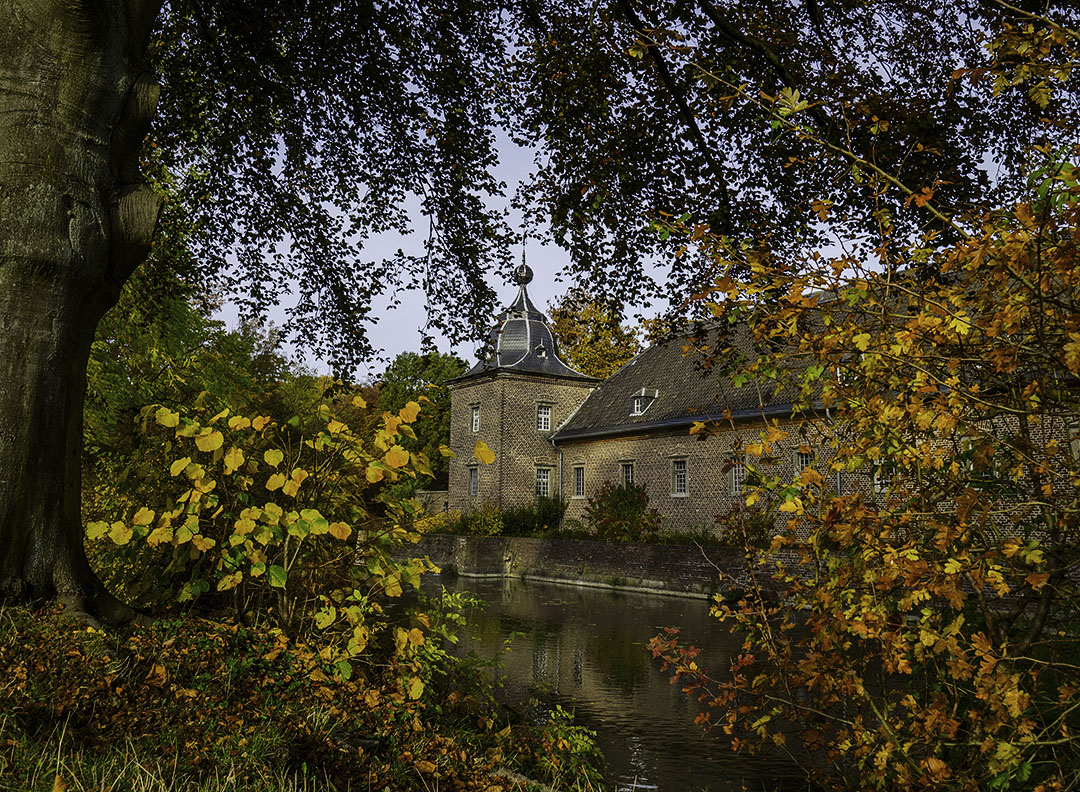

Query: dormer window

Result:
[534,344,547,358]
[630,388,658,417]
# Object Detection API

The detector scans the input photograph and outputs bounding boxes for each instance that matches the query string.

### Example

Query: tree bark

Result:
[0,0,162,623]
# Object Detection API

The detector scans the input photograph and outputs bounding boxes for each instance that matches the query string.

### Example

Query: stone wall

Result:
[447,371,595,512]
[401,533,758,599]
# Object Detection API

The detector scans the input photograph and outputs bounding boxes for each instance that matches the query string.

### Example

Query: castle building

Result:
[444,265,821,530]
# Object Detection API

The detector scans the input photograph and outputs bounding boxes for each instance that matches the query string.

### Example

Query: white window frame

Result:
[728,455,746,493]
[671,458,688,496]
[573,465,586,499]
[873,460,891,495]
[468,466,479,497]
[631,396,645,416]
[470,405,480,433]
[621,461,635,486]
[795,450,814,476]
[537,404,552,432]
[535,467,552,498]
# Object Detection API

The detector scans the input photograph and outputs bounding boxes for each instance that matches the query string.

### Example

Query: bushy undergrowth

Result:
[583,482,661,543]
[0,602,601,791]
[4,397,605,791]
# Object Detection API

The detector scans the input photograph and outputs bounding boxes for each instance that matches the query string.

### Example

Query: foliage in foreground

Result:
[0,603,601,792]
[648,10,1080,792]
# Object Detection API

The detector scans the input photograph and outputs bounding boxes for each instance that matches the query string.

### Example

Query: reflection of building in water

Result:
[449,576,795,791]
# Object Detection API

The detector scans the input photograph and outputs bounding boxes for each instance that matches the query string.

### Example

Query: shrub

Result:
[583,481,661,542]
[713,503,775,549]
[501,496,567,536]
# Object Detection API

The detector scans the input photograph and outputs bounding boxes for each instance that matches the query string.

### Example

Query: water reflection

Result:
[432,575,803,792]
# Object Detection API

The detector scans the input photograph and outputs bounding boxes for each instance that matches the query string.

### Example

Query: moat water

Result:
[430,575,805,792]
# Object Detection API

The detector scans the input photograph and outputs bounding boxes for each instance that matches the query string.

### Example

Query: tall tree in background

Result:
[2,0,1077,621]
[376,352,466,490]
[548,288,641,380]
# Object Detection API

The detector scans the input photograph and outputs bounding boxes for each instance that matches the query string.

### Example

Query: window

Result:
[1070,421,1080,462]
[795,450,814,476]
[728,455,746,493]
[470,405,480,433]
[873,460,892,495]
[621,461,635,486]
[537,404,552,431]
[834,470,844,495]
[671,459,688,496]
[630,388,658,417]
[536,467,551,497]
[573,466,585,498]
[468,467,479,497]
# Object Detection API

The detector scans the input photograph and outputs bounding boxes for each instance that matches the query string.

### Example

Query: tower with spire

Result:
[446,264,596,512]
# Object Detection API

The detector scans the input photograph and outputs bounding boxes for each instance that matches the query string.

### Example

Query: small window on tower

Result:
[537,404,552,431]
[468,467,479,497]
[621,461,635,486]
[471,405,480,433]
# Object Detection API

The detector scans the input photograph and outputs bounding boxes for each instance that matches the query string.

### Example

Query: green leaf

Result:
[267,564,288,589]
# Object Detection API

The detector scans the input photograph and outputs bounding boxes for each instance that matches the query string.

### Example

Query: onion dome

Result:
[461,265,593,380]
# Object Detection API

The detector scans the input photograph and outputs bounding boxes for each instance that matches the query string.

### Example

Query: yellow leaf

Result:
[209,408,230,424]
[408,627,425,647]
[329,522,352,541]
[474,440,495,465]
[191,534,215,552]
[352,394,367,409]
[264,448,284,467]
[266,473,286,491]
[399,400,421,422]
[146,525,173,547]
[384,445,409,469]
[327,419,347,434]
[944,558,963,574]
[223,447,245,474]
[853,333,871,351]
[217,571,242,591]
[155,407,179,428]
[415,759,436,774]
[86,521,109,540]
[365,465,385,483]
[408,676,424,700]
[109,521,133,546]
[227,415,251,430]
[252,416,270,431]
[195,430,224,453]
[132,507,155,526]
[170,457,191,477]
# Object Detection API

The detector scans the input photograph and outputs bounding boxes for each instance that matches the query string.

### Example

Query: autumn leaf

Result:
[169,457,191,476]
[408,676,424,699]
[155,407,180,428]
[473,440,495,465]
[195,429,224,453]
[108,521,133,546]
[384,445,409,468]
[223,446,245,474]
[217,571,242,591]
[264,448,284,467]
[328,521,352,540]
[252,416,270,431]
[227,415,251,430]
[399,400,421,422]
[266,473,286,491]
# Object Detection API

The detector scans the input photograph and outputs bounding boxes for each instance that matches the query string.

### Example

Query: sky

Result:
[217,138,582,382]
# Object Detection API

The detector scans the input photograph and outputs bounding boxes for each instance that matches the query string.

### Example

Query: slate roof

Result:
[454,265,596,383]
[553,323,804,441]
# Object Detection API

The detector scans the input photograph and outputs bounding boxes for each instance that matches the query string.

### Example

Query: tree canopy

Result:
[548,288,641,379]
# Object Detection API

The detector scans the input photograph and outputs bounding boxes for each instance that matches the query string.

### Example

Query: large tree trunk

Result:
[0,0,162,622]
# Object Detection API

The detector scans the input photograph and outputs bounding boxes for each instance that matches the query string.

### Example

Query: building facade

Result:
[444,266,840,531]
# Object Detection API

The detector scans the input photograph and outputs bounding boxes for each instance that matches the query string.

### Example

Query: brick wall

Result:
[401,533,763,598]
[447,371,594,512]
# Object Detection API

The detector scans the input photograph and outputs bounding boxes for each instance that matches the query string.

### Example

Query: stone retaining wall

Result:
[398,533,757,599]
